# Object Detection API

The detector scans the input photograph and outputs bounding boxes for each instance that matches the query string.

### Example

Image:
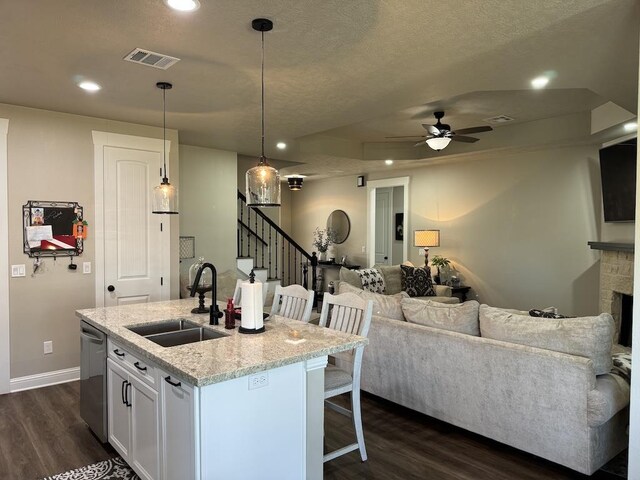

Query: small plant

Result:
[312,227,338,253]
[430,255,450,269]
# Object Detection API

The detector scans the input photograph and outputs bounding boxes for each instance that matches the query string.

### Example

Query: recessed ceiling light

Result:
[165,0,200,12]
[385,159,394,165]
[531,76,549,89]
[78,81,101,92]
[276,142,287,149]
[624,121,637,132]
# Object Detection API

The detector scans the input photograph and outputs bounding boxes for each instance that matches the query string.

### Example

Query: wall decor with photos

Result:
[23,200,86,257]
[395,213,404,241]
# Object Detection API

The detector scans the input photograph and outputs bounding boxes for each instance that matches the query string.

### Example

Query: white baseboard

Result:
[10,366,80,393]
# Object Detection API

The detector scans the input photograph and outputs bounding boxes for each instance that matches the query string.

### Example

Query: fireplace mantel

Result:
[588,241,634,252]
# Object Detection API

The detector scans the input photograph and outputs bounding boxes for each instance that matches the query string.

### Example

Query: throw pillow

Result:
[479,305,615,375]
[374,264,402,294]
[529,308,569,319]
[400,264,435,297]
[401,298,480,335]
[356,268,385,294]
[338,267,362,289]
[338,281,407,320]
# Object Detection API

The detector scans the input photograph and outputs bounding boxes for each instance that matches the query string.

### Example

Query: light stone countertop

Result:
[77,299,367,387]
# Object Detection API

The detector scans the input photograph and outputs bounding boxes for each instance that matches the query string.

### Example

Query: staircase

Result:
[237,190,317,298]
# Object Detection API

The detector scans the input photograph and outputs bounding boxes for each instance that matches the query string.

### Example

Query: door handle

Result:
[125,381,132,407]
[80,331,104,344]
[107,285,115,292]
[121,380,127,405]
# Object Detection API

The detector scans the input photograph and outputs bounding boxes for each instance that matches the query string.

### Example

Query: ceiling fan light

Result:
[426,137,451,151]
[287,176,303,191]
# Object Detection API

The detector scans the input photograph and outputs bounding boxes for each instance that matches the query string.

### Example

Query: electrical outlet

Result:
[11,264,26,277]
[44,341,53,355]
[83,262,91,274]
[361,245,366,253]
[248,372,268,390]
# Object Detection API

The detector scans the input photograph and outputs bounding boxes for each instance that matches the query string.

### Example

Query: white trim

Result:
[601,133,636,149]
[366,177,410,268]
[0,118,9,395]
[92,131,172,307]
[10,366,80,393]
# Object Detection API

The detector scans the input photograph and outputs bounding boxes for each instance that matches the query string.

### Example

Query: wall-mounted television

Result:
[599,138,636,222]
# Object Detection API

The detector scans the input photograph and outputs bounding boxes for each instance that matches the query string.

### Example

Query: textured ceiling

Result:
[0,0,637,178]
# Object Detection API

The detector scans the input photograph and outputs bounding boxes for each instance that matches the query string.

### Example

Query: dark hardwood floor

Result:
[0,382,624,479]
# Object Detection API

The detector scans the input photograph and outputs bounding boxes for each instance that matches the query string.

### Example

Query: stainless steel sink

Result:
[126,319,228,347]
[144,328,227,347]
[127,319,202,337]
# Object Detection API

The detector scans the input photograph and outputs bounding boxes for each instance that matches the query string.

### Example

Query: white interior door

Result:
[93,132,171,308]
[375,188,392,265]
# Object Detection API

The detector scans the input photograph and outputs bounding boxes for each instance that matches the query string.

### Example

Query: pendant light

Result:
[246,18,281,207]
[152,81,178,214]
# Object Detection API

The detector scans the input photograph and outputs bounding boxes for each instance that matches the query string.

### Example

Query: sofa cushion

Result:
[374,264,402,294]
[401,298,480,335]
[338,281,407,320]
[339,267,362,289]
[479,305,615,375]
[356,268,385,293]
[400,265,435,297]
[413,296,460,304]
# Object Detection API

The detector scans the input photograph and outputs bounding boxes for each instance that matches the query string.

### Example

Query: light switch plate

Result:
[83,262,91,274]
[11,264,26,277]
[44,341,53,355]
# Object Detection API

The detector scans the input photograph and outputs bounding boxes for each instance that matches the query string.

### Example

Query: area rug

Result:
[41,456,139,480]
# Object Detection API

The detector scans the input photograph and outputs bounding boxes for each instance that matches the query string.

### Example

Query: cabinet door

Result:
[130,375,161,480]
[107,358,131,459]
[161,375,196,480]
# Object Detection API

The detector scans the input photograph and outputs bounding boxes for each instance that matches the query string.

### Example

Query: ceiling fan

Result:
[386,111,493,151]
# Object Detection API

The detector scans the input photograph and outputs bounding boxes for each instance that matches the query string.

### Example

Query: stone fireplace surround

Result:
[590,242,634,343]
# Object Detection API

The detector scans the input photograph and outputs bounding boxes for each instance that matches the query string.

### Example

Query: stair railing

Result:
[237,190,317,292]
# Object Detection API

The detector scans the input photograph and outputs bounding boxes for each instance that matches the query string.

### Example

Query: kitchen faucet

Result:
[189,262,222,325]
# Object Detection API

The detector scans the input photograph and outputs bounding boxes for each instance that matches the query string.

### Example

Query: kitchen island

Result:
[77,298,367,480]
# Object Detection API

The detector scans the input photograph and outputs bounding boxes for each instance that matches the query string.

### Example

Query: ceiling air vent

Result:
[123,48,180,70]
[484,115,515,124]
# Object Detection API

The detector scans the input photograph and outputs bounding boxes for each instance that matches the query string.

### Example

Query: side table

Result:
[450,285,471,302]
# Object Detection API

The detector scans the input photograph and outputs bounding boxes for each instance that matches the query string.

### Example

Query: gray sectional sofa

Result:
[356,297,630,475]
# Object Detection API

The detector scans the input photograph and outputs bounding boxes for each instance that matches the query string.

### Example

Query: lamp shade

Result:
[426,137,451,151]
[414,229,440,248]
[152,180,178,214]
[246,159,281,207]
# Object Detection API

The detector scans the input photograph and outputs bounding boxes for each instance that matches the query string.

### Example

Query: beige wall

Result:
[3,103,179,379]
[291,144,618,316]
[179,145,237,284]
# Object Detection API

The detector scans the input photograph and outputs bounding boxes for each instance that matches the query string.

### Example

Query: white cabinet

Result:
[160,372,198,480]
[107,349,161,480]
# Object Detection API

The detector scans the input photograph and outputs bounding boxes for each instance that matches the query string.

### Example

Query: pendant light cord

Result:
[260,29,265,161]
[162,86,167,181]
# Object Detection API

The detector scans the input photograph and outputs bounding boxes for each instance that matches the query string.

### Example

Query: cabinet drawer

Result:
[107,339,159,389]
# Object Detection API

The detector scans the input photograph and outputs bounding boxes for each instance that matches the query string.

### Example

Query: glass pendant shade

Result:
[246,157,281,207]
[426,137,452,151]
[152,179,178,214]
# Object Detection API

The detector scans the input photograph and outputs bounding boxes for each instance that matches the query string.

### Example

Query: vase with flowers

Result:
[313,227,338,262]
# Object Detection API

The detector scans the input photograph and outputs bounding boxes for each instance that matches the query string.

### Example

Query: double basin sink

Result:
[127,319,227,347]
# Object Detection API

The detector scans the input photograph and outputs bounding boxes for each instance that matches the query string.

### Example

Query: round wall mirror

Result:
[327,209,350,244]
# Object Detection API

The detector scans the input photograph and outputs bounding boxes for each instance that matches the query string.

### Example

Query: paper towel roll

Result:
[241,280,264,331]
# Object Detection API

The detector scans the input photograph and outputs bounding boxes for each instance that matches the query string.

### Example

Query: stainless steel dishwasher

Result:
[80,320,107,442]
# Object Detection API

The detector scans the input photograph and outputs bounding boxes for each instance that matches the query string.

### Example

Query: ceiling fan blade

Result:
[422,124,441,135]
[450,135,480,143]
[385,135,427,139]
[453,125,493,135]
[413,140,428,147]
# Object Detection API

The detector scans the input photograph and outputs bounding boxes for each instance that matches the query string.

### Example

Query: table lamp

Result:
[414,230,440,267]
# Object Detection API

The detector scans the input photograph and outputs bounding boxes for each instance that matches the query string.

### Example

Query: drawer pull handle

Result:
[114,349,125,358]
[164,376,181,387]
[134,361,147,372]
